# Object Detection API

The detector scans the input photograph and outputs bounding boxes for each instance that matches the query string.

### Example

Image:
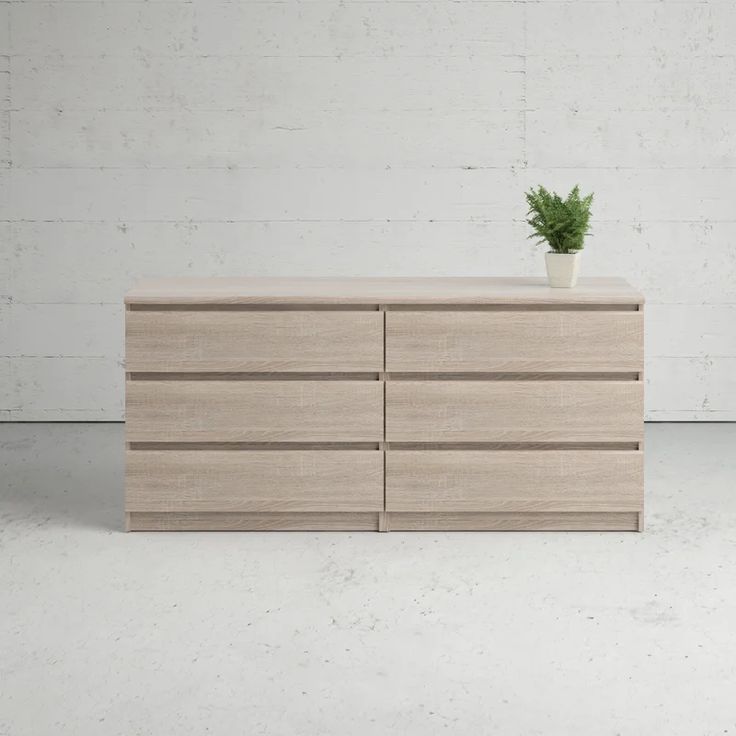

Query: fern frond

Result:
[525,185,594,254]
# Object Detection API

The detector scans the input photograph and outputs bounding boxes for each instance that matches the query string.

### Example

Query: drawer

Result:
[126,380,383,442]
[386,380,643,443]
[127,450,383,512]
[386,311,642,373]
[386,450,643,512]
[126,310,383,372]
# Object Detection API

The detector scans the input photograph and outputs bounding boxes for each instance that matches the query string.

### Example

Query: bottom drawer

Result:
[386,451,643,513]
[126,450,383,513]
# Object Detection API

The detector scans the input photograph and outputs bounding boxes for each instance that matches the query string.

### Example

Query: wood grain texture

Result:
[126,310,383,372]
[125,277,644,306]
[126,380,383,442]
[129,512,380,531]
[386,381,643,443]
[127,450,383,512]
[386,450,643,512]
[122,277,644,532]
[388,512,640,531]
[386,311,643,372]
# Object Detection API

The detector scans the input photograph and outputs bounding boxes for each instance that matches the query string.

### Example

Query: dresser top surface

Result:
[126,277,644,305]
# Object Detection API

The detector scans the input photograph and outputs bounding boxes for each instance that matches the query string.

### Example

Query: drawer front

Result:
[126,310,383,372]
[386,381,643,443]
[386,450,643,512]
[386,311,642,373]
[126,380,383,442]
[127,450,383,512]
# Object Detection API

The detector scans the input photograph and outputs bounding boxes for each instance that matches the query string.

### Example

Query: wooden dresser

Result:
[125,277,644,532]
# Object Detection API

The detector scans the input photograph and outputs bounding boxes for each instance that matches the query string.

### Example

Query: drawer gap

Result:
[386,442,640,451]
[128,304,380,312]
[384,304,640,312]
[128,442,382,451]
[128,372,381,381]
[386,372,640,381]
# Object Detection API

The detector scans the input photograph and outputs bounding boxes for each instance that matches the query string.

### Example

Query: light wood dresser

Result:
[125,277,644,532]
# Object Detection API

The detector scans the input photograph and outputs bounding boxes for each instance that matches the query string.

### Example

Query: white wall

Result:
[2,0,735,421]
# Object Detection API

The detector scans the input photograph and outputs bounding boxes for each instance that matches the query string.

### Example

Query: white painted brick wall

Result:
[2,0,735,421]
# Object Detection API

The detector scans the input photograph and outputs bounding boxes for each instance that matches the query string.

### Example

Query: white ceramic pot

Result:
[545,252,581,288]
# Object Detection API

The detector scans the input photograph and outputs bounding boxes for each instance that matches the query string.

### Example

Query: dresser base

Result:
[127,512,382,532]
[126,511,641,532]
[388,512,641,532]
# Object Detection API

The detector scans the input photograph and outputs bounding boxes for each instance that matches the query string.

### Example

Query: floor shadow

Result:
[0,423,125,532]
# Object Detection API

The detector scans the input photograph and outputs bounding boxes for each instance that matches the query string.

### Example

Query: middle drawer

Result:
[126,380,384,443]
[386,380,643,443]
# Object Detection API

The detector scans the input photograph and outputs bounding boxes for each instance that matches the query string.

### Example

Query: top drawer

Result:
[386,310,642,373]
[126,310,383,372]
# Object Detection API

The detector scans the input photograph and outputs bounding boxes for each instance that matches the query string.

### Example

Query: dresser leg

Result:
[378,512,390,533]
[124,512,131,532]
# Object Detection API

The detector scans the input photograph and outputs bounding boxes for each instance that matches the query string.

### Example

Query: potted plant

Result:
[525,185,594,288]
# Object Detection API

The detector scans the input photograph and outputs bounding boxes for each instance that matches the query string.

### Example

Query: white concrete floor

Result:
[1,423,735,736]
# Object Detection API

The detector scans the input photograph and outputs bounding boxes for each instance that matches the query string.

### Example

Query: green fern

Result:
[525,185,594,254]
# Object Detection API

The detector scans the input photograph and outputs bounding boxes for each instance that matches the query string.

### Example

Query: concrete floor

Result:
[1,424,735,736]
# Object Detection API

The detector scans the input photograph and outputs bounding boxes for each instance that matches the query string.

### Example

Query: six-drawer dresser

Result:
[125,277,644,532]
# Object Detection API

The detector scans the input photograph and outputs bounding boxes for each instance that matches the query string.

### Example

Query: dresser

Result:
[125,277,644,532]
